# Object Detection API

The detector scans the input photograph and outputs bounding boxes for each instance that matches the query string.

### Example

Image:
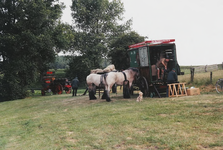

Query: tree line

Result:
[0,0,144,101]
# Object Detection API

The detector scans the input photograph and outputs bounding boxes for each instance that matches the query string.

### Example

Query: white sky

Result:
[59,0,223,66]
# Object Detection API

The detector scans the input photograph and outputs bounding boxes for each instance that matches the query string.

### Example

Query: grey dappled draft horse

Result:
[86,73,107,100]
[86,67,139,102]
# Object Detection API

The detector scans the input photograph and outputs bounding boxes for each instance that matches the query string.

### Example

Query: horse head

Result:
[128,67,139,77]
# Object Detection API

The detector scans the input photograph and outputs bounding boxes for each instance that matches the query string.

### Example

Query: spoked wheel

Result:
[137,76,149,97]
[52,83,63,94]
[57,84,63,94]
[216,78,223,94]
[65,88,71,94]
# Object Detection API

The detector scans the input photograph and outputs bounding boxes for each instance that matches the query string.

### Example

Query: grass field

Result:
[1,68,223,149]
[1,89,223,150]
[178,69,223,93]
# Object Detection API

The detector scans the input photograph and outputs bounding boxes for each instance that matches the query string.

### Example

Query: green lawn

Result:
[0,91,223,150]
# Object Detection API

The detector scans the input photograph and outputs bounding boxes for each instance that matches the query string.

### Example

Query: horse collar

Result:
[122,72,127,81]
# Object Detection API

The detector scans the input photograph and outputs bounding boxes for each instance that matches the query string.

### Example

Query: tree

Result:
[70,0,131,69]
[108,31,145,70]
[50,56,70,70]
[65,55,90,83]
[0,0,72,101]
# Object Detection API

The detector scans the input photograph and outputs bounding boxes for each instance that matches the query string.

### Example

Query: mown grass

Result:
[0,91,223,150]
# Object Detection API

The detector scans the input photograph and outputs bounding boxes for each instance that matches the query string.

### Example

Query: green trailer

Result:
[128,39,181,97]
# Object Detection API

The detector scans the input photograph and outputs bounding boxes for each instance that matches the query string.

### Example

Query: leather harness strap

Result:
[122,72,127,81]
[100,73,108,86]
[100,75,103,85]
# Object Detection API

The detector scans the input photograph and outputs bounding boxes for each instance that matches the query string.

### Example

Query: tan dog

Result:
[136,92,143,102]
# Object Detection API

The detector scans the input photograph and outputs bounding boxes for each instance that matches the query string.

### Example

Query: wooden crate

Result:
[186,88,200,96]
[168,83,187,97]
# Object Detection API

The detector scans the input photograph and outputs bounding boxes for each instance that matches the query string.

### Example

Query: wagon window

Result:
[138,47,149,67]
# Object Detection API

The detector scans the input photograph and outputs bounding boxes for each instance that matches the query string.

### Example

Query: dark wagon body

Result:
[128,39,181,97]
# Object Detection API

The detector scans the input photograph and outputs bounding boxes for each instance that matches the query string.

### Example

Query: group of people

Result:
[156,56,178,97]
[156,57,178,83]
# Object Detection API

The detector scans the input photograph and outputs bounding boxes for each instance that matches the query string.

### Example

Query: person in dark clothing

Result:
[166,68,178,97]
[167,68,178,84]
[71,77,79,96]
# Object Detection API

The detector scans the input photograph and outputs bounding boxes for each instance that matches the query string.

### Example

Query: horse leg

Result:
[88,84,97,100]
[104,85,111,102]
[89,90,97,100]
[112,84,117,93]
[105,90,111,102]
[129,82,134,95]
[91,84,97,100]
[101,88,107,99]
[123,80,130,98]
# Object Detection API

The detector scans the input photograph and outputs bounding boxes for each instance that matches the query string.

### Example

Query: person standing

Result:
[71,76,79,96]
[166,68,178,97]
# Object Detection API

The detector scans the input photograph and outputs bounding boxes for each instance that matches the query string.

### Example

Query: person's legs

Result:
[75,88,78,96]
[72,88,74,96]
[161,69,164,80]
[157,68,160,79]
[166,86,169,97]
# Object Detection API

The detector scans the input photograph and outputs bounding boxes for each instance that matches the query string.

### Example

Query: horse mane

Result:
[127,67,139,73]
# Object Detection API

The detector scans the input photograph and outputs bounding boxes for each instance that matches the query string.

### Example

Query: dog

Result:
[136,92,143,102]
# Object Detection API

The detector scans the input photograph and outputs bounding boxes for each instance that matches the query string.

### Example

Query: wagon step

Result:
[153,84,161,98]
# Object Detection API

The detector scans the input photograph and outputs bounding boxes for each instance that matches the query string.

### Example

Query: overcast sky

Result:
[59,0,223,66]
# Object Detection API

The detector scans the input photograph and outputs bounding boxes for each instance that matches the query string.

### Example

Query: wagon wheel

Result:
[41,88,46,96]
[216,78,223,94]
[137,76,149,97]
[65,88,71,94]
[56,84,63,94]
[64,86,71,94]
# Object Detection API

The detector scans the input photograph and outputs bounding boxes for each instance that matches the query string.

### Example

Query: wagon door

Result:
[129,46,152,82]
[137,46,152,96]
[137,46,152,82]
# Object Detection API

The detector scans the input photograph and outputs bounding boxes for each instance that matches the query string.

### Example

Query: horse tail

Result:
[102,73,111,102]
[102,73,108,86]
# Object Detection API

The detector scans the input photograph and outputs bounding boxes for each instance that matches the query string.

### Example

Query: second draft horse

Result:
[104,67,139,102]
[86,73,107,100]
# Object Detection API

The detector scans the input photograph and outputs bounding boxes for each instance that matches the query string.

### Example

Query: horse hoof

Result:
[106,98,111,102]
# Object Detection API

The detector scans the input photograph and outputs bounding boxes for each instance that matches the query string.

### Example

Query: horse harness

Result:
[97,71,128,87]
[122,71,130,86]
[122,72,127,81]
[99,73,108,87]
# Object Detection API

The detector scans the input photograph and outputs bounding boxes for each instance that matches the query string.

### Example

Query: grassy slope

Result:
[1,68,223,149]
[0,91,223,150]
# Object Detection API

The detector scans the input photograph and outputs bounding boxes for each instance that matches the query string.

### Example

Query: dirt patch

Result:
[61,95,105,106]
[200,85,216,93]
[60,93,127,107]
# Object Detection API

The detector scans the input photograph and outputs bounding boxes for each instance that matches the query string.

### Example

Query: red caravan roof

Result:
[128,39,175,49]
